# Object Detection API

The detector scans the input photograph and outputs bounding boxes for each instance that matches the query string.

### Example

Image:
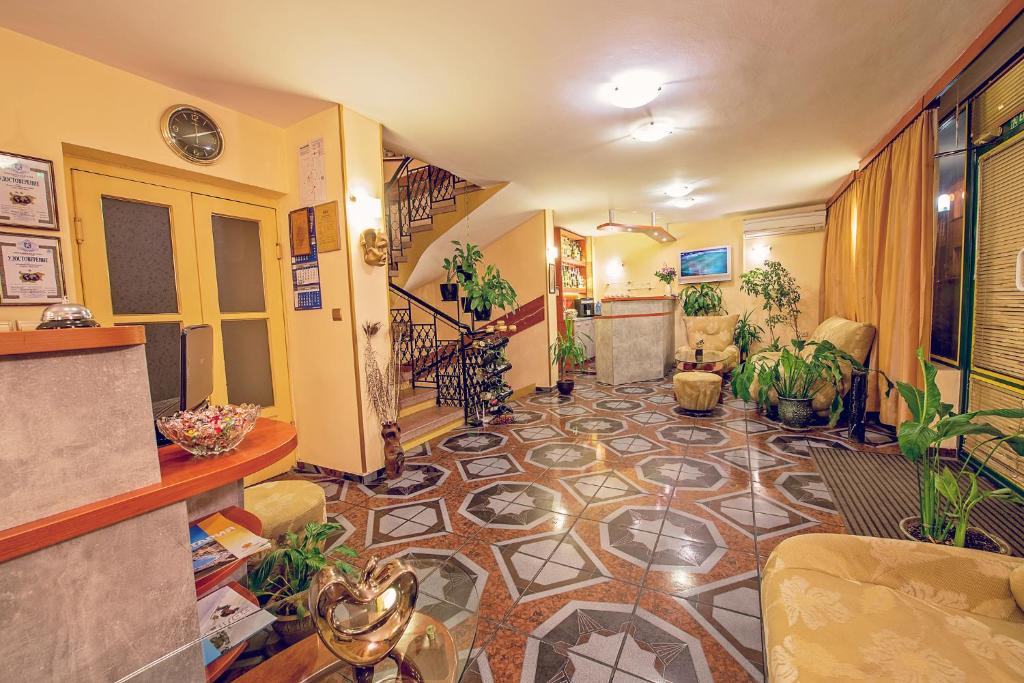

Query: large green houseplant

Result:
[680,282,726,316]
[739,259,801,348]
[732,339,864,429]
[733,310,764,362]
[888,349,1024,552]
[549,310,589,395]
[248,521,358,644]
[442,240,482,302]
[463,264,518,322]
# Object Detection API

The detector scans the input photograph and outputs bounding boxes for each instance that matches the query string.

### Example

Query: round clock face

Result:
[161,105,224,164]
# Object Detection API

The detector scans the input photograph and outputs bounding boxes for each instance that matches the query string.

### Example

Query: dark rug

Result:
[810,447,1024,557]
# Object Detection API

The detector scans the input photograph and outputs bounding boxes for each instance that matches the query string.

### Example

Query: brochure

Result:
[196,512,270,560]
[196,584,274,665]
[189,525,235,573]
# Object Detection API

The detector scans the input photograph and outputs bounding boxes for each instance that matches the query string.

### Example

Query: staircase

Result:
[383,150,481,280]
[390,282,484,448]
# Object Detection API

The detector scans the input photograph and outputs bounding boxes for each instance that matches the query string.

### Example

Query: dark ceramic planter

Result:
[272,609,316,645]
[472,306,492,322]
[556,379,575,396]
[777,396,813,430]
[461,297,473,313]
[440,283,458,301]
[899,516,1010,555]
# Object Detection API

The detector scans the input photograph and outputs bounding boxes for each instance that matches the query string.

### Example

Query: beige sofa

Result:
[675,314,740,373]
[762,533,1024,682]
[749,316,875,418]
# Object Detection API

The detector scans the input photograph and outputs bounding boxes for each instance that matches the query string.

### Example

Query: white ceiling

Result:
[2,0,1006,236]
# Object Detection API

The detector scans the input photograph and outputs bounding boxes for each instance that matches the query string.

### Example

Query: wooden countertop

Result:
[0,326,145,356]
[0,417,296,563]
[600,295,676,302]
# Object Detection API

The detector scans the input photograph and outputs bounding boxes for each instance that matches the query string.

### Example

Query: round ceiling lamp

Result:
[630,119,674,142]
[664,184,692,198]
[603,71,663,108]
[671,196,697,208]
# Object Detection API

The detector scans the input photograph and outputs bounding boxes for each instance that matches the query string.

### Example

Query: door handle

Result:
[1017,248,1024,292]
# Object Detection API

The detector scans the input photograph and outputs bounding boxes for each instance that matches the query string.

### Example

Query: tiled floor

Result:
[283,374,898,682]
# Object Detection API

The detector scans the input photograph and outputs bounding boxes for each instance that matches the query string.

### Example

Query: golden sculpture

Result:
[308,556,418,680]
[359,229,388,267]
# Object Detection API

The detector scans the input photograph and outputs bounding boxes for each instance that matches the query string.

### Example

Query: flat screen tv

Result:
[678,245,731,283]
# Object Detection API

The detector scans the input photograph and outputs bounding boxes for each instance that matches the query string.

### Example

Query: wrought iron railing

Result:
[383,156,468,268]
[389,282,481,421]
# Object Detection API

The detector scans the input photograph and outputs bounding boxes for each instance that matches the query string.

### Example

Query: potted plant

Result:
[739,260,802,347]
[550,310,588,395]
[439,259,460,302]
[732,339,864,429]
[248,522,358,645]
[680,282,726,316]
[654,265,677,296]
[887,349,1024,553]
[464,264,518,322]
[441,241,482,302]
[733,310,764,362]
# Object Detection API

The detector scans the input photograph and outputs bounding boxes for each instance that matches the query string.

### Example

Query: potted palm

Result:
[732,339,864,429]
[733,310,764,363]
[248,522,358,644]
[888,349,1024,553]
[550,310,588,395]
[464,264,517,322]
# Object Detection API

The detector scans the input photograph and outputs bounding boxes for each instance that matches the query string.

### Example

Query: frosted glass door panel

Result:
[211,214,266,313]
[101,197,178,315]
[222,319,275,407]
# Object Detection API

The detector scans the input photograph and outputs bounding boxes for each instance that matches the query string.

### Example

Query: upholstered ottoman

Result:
[244,480,326,546]
[673,371,722,413]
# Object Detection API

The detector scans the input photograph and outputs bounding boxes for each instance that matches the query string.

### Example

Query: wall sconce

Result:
[546,245,559,264]
[750,243,772,265]
[347,188,382,230]
[605,259,624,279]
[936,193,951,213]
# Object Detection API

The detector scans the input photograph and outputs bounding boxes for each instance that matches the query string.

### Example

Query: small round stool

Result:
[244,480,327,547]
[673,371,722,414]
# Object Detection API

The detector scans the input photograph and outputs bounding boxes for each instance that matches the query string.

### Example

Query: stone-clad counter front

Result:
[595,296,675,385]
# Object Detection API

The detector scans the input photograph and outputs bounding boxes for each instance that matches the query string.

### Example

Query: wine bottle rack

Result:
[467,332,514,425]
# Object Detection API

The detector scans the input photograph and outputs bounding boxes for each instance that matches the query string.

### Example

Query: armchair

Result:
[676,314,740,374]
[748,316,875,418]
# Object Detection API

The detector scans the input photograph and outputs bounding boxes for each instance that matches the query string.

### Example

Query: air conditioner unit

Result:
[742,206,826,238]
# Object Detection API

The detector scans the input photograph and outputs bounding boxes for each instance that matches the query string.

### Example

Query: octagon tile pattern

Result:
[525,442,600,470]
[268,371,900,682]
[636,455,730,490]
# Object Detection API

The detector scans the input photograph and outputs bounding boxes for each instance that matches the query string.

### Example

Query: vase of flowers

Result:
[654,265,676,296]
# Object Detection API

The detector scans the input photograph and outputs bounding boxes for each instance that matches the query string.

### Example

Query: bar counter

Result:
[595,296,675,384]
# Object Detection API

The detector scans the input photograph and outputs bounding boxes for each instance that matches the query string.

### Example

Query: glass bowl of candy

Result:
[157,404,261,457]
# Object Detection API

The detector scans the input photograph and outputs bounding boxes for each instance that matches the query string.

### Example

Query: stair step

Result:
[408,223,434,234]
[399,386,438,418]
[452,184,480,196]
[391,254,409,263]
[430,203,457,216]
[400,405,463,449]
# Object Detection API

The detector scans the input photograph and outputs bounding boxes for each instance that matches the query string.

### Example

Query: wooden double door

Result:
[71,169,291,427]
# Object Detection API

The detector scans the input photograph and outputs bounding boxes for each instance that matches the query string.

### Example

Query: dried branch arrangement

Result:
[362,321,404,425]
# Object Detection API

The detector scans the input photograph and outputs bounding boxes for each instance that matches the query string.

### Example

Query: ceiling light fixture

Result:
[630,119,674,142]
[603,71,663,108]
[664,184,692,198]
[671,196,697,208]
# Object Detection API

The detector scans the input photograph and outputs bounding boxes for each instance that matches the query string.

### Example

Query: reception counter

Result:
[0,327,296,682]
[595,296,676,384]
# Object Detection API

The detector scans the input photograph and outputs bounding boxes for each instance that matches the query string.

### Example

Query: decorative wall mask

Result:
[360,228,388,267]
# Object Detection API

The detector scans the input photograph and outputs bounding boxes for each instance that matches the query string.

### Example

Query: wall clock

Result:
[161,105,224,164]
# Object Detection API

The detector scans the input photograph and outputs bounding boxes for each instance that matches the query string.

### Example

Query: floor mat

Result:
[811,447,1024,557]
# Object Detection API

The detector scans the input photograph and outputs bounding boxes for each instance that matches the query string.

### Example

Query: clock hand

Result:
[178,131,214,139]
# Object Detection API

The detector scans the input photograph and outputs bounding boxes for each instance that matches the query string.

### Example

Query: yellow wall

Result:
[411,211,552,391]
[0,27,286,325]
[340,108,389,473]
[1,27,391,476]
[592,215,825,350]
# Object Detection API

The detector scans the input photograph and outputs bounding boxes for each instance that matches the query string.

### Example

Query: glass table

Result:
[675,347,728,375]
[118,556,481,683]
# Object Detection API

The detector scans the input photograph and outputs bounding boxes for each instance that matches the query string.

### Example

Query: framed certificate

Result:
[0,232,65,305]
[0,152,59,231]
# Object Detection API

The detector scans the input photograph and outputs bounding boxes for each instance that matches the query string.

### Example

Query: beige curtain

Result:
[821,112,935,425]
